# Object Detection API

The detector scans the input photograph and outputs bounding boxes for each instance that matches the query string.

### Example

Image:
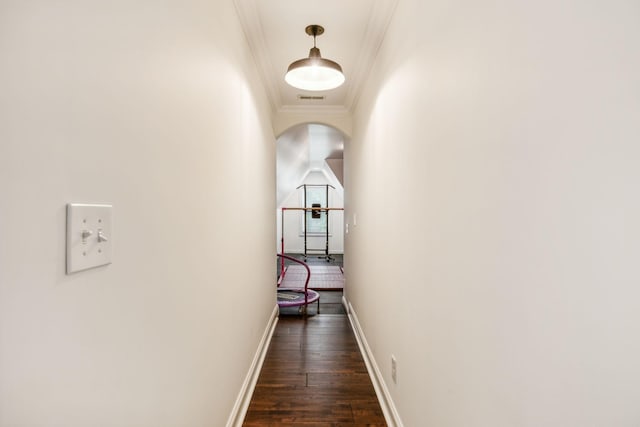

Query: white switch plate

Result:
[66,203,113,274]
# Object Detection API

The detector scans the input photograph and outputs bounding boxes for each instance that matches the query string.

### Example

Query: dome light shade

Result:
[285,25,345,91]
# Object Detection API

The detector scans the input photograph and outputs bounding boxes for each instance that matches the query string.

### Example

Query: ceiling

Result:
[234,0,398,113]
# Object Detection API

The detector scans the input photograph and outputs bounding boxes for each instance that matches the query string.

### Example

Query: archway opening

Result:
[276,123,347,315]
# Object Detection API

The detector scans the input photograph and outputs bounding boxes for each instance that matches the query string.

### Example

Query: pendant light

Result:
[285,25,345,91]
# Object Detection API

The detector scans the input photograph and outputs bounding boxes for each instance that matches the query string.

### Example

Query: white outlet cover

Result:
[66,203,113,274]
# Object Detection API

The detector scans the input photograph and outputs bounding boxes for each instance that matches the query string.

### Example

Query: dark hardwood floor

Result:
[243,301,387,425]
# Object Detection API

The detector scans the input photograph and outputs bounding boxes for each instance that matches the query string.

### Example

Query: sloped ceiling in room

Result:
[325,159,344,186]
[276,124,344,206]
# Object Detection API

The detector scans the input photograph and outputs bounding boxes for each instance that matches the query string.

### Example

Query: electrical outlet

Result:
[391,355,397,384]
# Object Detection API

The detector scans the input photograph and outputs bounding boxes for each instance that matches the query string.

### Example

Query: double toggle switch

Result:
[81,229,92,243]
[66,203,113,274]
[80,229,109,244]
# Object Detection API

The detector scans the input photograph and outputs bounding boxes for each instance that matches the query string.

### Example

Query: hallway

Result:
[2,1,639,426]
[243,314,386,426]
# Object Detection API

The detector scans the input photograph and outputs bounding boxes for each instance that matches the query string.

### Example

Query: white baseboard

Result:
[226,304,279,427]
[342,295,349,314]
[346,299,404,427]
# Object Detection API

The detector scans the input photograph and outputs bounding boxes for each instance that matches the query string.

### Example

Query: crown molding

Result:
[234,0,398,115]
[233,0,281,113]
[344,0,399,112]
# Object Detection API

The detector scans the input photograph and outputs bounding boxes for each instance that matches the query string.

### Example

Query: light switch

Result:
[66,203,113,274]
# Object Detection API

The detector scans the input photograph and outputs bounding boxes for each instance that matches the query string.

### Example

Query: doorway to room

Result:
[275,123,346,315]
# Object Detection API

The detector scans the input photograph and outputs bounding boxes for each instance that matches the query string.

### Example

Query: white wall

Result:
[0,1,275,426]
[276,125,310,207]
[346,0,640,426]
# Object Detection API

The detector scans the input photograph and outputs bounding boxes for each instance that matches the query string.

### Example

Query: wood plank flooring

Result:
[243,313,387,426]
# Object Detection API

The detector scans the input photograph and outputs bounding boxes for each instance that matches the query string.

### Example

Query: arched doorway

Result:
[276,122,347,315]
